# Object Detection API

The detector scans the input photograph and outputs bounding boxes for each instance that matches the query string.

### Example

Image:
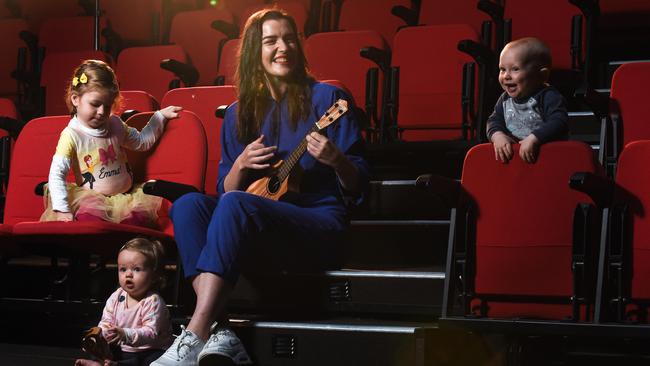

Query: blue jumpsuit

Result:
[170,82,369,283]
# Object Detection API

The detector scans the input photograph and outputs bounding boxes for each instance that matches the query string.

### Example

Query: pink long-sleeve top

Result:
[98,288,172,353]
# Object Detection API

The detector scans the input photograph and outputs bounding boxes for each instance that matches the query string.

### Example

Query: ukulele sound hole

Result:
[267,175,281,194]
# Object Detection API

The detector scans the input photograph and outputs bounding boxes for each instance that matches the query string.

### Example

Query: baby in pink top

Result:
[76,238,172,366]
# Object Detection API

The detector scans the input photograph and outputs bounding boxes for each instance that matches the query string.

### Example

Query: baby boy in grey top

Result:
[487,37,569,163]
[487,86,568,143]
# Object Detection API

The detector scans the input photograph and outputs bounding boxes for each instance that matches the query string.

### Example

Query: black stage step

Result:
[230,317,437,366]
[228,267,445,318]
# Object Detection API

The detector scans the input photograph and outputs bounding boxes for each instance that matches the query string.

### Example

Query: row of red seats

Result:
[0,109,207,302]
[1,1,648,152]
[2,25,480,142]
[420,138,650,344]
[4,0,649,93]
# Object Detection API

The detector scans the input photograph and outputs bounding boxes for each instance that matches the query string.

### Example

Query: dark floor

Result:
[0,343,84,365]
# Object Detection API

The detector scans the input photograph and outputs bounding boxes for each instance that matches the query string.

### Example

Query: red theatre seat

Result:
[391,24,478,141]
[305,30,387,133]
[505,0,582,71]
[418,0,491,35]
[215,38,240,86]
[436,141,603,322]
[19,0,87,33]
[116,44,188,103]
[100,0,163,47]
[600,61,650,175]
[603,141,650,323]
[38,16,101,54]
[7,111,206,257]
[40,50,111,116]
[240,1,308,36]
[335,0,409,48]
[610,62,650,149]
[161,86,237,196]
[116,90,160,117]
[168,8,234,86]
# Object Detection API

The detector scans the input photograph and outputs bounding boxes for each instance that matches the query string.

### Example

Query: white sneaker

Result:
[198,325,253,365]
[151,325,206,366]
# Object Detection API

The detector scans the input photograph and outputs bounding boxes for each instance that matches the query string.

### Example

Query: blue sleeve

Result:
[531,88,569,143]
[486,92,508,141]
[216,103,240,195]
[316,85,370,205]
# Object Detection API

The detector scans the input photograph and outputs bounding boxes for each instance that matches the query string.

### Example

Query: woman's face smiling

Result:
[261,18,297,82]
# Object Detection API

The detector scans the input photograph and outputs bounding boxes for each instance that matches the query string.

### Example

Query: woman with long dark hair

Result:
[152,8,368,366]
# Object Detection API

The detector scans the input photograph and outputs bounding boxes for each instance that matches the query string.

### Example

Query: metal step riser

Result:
[228,273,445,317]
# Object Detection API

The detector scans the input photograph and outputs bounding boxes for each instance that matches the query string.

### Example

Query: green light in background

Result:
[210,0,218,6]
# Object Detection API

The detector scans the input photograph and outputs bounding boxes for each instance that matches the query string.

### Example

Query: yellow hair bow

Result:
[72,73,88,87]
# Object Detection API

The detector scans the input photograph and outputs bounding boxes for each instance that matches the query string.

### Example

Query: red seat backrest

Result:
[217,38,240,86]
[240,0,308,36]
[337,0,409,48]
[0,98,18,119]
[462,142,601,319]
[100,0,163,45]
[391,24,477,141]
[161,86,237,196]
[418,0,490,35]
[117,91,160,116]
[20,0,86,33]
[116,45,187,103]
[610,62,650,148]
[598,0,650,28]
[4,115,70,225]
[40,50,110,116]
[38,17,100,54]
[613,141,650,302]
[125,111,206,236]
[222,0,265,24]
[305,30,387,120]
[0,19,29,97]
[125,111,206,190]
[168,8,234,86]
[505,0,581,70]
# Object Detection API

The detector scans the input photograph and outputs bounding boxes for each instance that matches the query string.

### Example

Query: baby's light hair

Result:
[65,59,122,117]
[119,237,166,289]
[504,37,552,70]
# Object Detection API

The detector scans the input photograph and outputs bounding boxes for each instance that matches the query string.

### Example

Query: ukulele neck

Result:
[276,124,320,182]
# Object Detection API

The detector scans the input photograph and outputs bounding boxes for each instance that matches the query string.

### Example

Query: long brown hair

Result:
[235,8,314,144]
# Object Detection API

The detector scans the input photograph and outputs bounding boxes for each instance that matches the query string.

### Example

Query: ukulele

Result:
[246,99,349,200]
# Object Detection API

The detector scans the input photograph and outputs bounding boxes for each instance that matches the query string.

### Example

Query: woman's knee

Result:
[170,192,216,222]
[217,191,249,209]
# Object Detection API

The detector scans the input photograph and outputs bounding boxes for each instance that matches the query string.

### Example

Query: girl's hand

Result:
[236,135,277,171]
[159,106,183,120]
[491,132,515,163]
[105,326,126,345]
[306,132,342,167]
[55,211,74,222]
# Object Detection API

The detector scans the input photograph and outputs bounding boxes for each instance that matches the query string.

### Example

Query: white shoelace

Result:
[172,326,196,360]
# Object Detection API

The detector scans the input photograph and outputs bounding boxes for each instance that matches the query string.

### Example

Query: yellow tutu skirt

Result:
[40,183,163,228]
